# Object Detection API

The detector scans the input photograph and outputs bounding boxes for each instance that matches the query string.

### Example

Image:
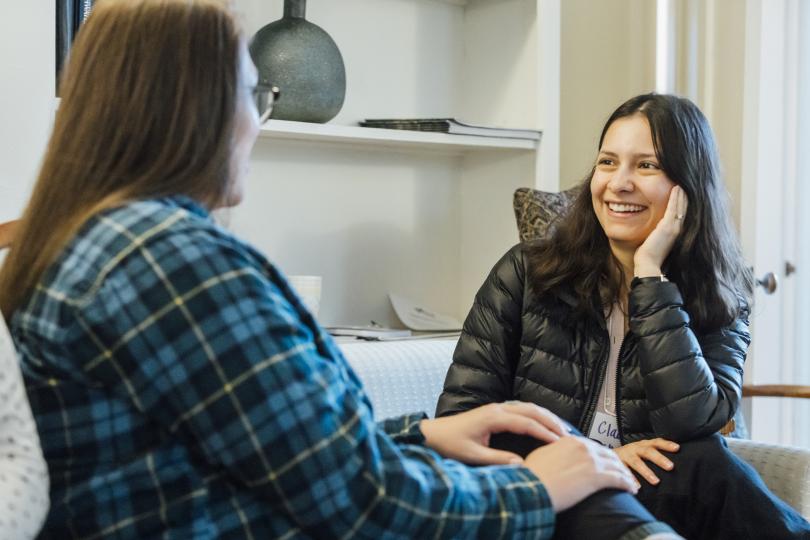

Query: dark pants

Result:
[553,488,670,540]
[491,432,673,540]
[634,434,810,540]
[491,431,810,539]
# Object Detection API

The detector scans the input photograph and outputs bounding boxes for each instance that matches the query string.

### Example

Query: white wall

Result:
[708,1,746,227]
[0,1,748,329]
[230,0,469,326]
[558,0,746,226]
[559,0,656,188]
[0,1,541,328]
[236,0,465,126]
[675,0,747,226]
[0,3,54,222]
[230,142,464,327]
[792,0,810,448]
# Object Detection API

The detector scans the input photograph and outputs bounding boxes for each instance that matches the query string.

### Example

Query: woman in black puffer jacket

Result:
[437,94,810,539]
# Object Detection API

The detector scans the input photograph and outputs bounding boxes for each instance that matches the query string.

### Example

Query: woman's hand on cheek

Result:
[633,186,689,277]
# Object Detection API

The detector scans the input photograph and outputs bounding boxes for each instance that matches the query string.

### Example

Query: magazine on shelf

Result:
[330,330,461,343]
[366,331,460,342]
[359,118,541,141]
[326,325,413,340]
[325,294,463,342]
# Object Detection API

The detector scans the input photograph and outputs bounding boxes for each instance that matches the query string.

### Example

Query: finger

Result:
[501,402,567,436]
[640,448,674,471]
[650,438,680,453]
[501,402,568,437]
[491,413,561,443]
[594,445,641,482]
[598,468,639,494]
[627,458,660,485]
[465,445,525,466]
[664,185,680,222]
[670,186,683,223]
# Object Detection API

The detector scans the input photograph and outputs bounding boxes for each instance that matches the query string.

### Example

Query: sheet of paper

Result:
[389,293,463,331]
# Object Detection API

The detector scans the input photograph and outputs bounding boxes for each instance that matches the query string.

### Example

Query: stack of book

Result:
[326,326,460,342]
[359,118,541,141]
[326,325,413,341]
[325,294,464,342]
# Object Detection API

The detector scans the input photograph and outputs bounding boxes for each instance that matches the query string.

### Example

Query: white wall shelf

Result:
[258,120,538,154]
[234,0,560,327]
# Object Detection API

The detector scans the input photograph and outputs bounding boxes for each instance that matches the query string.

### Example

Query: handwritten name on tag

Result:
[587,410,621,449]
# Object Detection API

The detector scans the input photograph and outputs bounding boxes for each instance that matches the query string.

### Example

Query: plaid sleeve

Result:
[379,412,428,445]
[75,226,555,539]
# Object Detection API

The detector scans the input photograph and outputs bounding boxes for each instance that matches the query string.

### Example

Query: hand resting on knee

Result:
[420,401,639,512]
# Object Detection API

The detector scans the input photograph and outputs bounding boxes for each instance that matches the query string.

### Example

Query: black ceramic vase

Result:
[249,0,346,123]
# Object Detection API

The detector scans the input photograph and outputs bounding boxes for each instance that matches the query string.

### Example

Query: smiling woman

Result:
[591,115,678,255]
[521,93,749,332]
[436,94,810,539]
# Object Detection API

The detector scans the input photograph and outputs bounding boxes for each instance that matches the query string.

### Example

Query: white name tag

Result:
[587,410,622,449]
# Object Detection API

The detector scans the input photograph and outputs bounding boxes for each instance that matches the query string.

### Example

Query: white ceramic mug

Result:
[287,275,322,317]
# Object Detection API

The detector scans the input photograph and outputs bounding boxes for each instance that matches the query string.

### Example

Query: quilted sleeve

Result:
[629,278,750,441]
[436,245,526,417]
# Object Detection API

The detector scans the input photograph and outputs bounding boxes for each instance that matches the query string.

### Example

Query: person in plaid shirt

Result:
[0,1,679,538]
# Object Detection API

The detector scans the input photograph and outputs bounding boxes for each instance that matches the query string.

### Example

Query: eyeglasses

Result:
[253,82,280,124]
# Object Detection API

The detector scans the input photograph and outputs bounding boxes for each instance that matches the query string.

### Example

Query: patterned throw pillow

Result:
[512,186,581,242]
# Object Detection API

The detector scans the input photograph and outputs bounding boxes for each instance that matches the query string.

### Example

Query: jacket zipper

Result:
[614,335,629,446]
[581,330,631,447]
[579,330,609,435]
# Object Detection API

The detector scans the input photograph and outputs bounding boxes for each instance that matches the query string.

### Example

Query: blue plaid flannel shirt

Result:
[13,196,554,539]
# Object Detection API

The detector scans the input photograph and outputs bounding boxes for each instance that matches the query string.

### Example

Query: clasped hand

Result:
[420,402,639,512]
[419,401,568,465]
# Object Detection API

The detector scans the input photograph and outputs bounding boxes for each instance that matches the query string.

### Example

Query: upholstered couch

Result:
[339,338,810,519]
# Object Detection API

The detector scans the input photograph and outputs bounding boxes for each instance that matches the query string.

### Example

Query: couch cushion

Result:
[339,338,457,420]
[512,186,580,243]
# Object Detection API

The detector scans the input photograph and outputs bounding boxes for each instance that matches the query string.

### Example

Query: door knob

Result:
[756,272,778,294]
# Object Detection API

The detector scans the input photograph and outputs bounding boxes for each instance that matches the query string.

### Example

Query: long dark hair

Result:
[0,0,242,317]
[527,93,754,333]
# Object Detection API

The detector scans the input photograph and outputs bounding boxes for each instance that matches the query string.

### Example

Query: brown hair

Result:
[527,94,753,333]
[0,0,242,316]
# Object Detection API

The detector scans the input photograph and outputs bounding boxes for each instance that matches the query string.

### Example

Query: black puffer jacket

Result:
[436,243,751,443]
